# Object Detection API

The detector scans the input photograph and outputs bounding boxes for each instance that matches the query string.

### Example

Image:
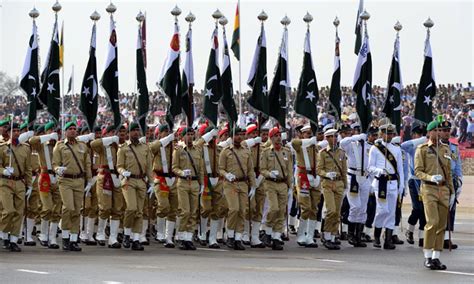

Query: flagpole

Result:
[237,0,242,117]
[52,1,64,137]
[185,12,196,127]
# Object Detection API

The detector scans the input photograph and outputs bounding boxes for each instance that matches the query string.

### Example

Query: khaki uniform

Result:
[317,146,348,235]
[172,144,204,236]
[26,150,41,221]
[82,144,98,220]
[0,141,32,239]
[219,144,256,239]
[117,141,153,235]
[52,139,92,235]
[414,141,453,251]
[260,145,293,235]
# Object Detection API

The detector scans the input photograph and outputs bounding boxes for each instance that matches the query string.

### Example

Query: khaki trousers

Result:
[122,178,146,233]
[177,179,199,232]
[210,182,228,220]
[59,178,85,234]
[155,183,178,222]
[39,183,62,223]
[265,181,288,233]
[421,184,449,251]
[224,181,248,233]
[0,179,25,237]
[322,180,344,234]
[96,174,124,221]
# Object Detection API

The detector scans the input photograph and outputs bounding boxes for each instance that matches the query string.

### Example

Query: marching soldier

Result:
[415,119,454,270]
[29,122,61,249]
[172,127,205,250]
[292,125,320,248]
[260,127,293,250]
[116,122,154,251]
[150,124,177,248]
[0,122,32,252]
[219,127,257,250]
[390,136,408,245]
[53,121,93,251]
[317,128,347,250]
[367,121,404,250]
[90,125,123,248]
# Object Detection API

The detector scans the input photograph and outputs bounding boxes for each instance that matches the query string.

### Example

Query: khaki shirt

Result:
[0,140,32,187]
[52,138,92,181]
[291,139,318,173]
[90,138,119,170]
[29,136,56,171]
[194,138,221,177]
[260,144,293,188]
[414,141,454,193]
[149,140,173,173]
[117,140,154,183]
[317,146,348,188]
[172,144,204,184]
[219,144,256,187]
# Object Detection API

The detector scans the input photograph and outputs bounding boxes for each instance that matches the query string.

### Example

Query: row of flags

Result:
[19,2,437,135]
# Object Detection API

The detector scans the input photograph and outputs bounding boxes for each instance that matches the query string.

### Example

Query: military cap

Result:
[64,121,77,130]
[20,121,28,130]
[158,124,169,133]
[129,122,140,131]
[36,125,45,135]
[367,126,379,135]
[324,128,338,136]
[427,120,440,131]
[45,121,55,131]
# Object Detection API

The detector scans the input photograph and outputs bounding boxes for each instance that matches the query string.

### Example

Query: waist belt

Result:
[1,175,25,181]
[376,174,398,181]
[322,176,343,181]
[62,173,85,179]
[129,174,146,179]
[349,168,364,176]
[424,180,446,186]
[267,177,286,183]
[154,170,175,178]
[179,176,198,181]
[234,177,248,182]
[98,168,118,175]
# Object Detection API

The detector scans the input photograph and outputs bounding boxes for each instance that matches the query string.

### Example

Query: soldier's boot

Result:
[69,234,82,252]
[8,236,21,252]
[315,221,322,239]
[347,222,356,246]
[431,258,447,270]
[444,231,458,249]
[340,223,348,241]
[391,226,404,245]
[424,257,433,269]
[354,223,367,247]
[48,222,60,249]
[38,219,50,247]
[323,232,340,250]
[418,238,424,247]
[296,219,307,246]
[139,220,150,245]
[84,218,97,245]
[262,227,272,248]
[123,235,131,249]
[418,230,424,247]
[62,238,70,251]
[3,238,10,250]
[132,233,144,251]
[362,226,373,243]
[208,219,220,249]
[199,217,208,246]
[179,232,190,250]
[288,216,297,235]
[164,221,176,248]
[250,221,265,248]
[242,222,250,246]
[96,218,107,246]
[405,230,414,244]
[234,233,245,250]
[24,218,36,246]
[108,220,122,249]
[383,229,396,250]
[305,220,318,248]
[155,217,166,243]
[272,239,284,250]
[373,227,382,248]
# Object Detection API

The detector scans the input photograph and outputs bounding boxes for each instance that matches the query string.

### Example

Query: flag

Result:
[141,16,147,69]
[38,17,61,123]
[181,25,194,126]
[79,23,98,131]
[268,26,290,128]
[247,25,269,117]
[383,34,403,133]
[100,16,121,130]
[158,22,181,129]
[328,32,341,121]
[59,21,64,68]
[414,34,436,124]
[221,25,238,127]
[353,34,372,132]
[295,28,318,126]
[203,26,222,126]
[67,67,73,95]
[354,0,364,55]
[20,20,41,127]
[231,4,240,60]
[136,20,149,136]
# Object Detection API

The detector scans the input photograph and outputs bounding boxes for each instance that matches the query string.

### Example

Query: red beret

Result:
[218,127,229,137]
[198,124,208,136]
[246,124,257,135]
[269,127,280,138]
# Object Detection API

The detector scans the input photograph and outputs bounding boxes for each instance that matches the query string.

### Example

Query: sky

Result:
[0,0,473,97]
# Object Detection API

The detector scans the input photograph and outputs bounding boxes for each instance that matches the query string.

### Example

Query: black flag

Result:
[136,19,149,135]
[414,34,436,124]
[181,25,194,126]
[247,25,269,117]
[100,16,121,130]
[221,25,238,128]
[383,34,402,133]
[353,34,373,132]
[79,22,99,131]
[328,32,341,121]
[203,26,222,126]
[20,20,41,127]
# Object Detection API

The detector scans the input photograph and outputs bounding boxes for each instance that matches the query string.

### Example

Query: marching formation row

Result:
[0,115,461,271]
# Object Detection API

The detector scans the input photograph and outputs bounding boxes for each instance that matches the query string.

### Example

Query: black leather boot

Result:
[354,224,367,247]
[62,238,70,251]
[373,227,382,248]
[122,235,131,249]
[131,240,144,251]
[383,229,396,250]
[272,239,283,250]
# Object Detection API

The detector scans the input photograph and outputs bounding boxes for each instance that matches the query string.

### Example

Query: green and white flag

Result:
[181,25,194,126]
[221,24,238,128]
[353,34,373,132]
[383,33,403,133]
[247,25,269,117]
[202,26,222,126]
[136,19,149,135]
[414,33,436,124]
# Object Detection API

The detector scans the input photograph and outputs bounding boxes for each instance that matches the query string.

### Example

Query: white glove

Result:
[449,193,456,210]
[102,135,119,146]
[77,133,95,143]
[25,186,33,200]
[281,132,287,141]
[312,175,321,188]
[202,129,218,143]
[182,169,192,177]
[307,174,315,185]
[326,172,337,180]
[302,137,317,148]
[199,185,205,195]
[430,175,443,183]
[217,137,232,148]
[255,174,264,187]
[50,174,57,184]
[269,170,279,179]
[160,133,175,147]
[112,174,120,187]
[3,167,14,176]
[55,166,67,177]
[209,177,219,187]
[138,136,147,144]
[244,138,256,148]
[121,171,131,178]
[147,184,154,197]
[84,179,94,196]
[165,177,175,187]
[225,172,236,182]
[19,131,34,144]
[253,137,262,145]
[317,140,328,149]
[40,132,59,143]
[248,187,256,199]
[371,168,384,177]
